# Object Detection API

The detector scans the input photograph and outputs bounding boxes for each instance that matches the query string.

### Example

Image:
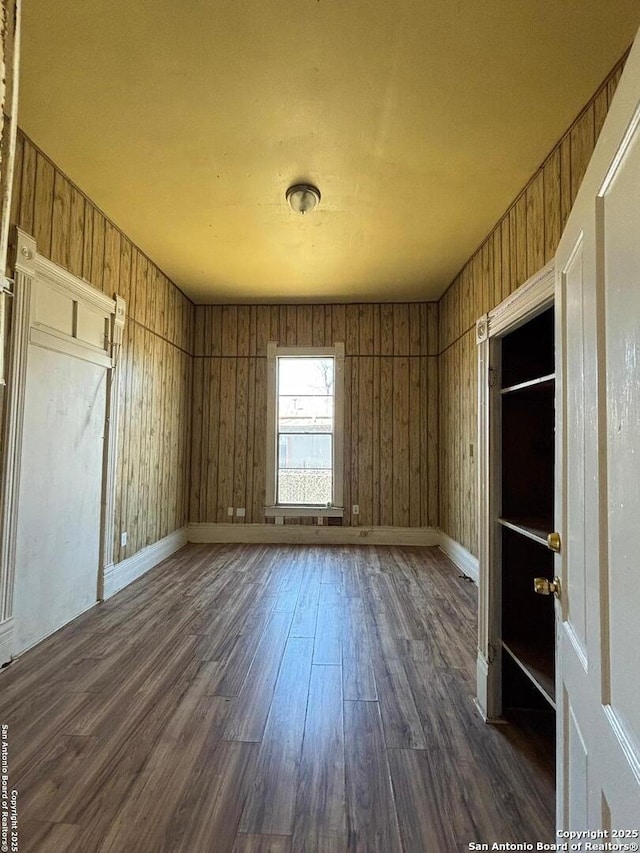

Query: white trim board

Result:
[188,523,440,546]
[0,619,14,667]
[103,527,188,599]
[438,532,479,583]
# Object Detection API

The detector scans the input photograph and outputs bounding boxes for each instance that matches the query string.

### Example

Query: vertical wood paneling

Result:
[392,357,409,527]
[222,306,238,355]
[191,303,439,528]
[237,306,251,356]
[212,306,223,357]
[409,358,421,527]
[311,304,324,346]
[350,357,359,525]
[206,359,222,521]
[514,192,527,290]
[357,357,373,525]
[427,357,439,528]
[560,134,572,230]
[491,228,502,309]
[217,358,237,520]
[594,85,609,142]
[68,186,85,278]
[570,105,595,204]
[113,320,131,561]
[127,322,144,554]
[359,304,374,355]
[379,356,394,526]
[372,353,381,526]
[245,356,257,518]
[234,357,249,515]
[346,304,359,355]
[436,53,625,555]
[90,208,106,292]
[33,152,54,256]
[427,303,438,357]
[81,199,94,282]
[420,357,430,527]
[256,305,271,356]
[51,171,71,270]
[252,359,267,523]
[525,171,544,277]
[296,304,313,346]
[342,355,352,527]
[500,216,511,301]
[18,133,35,235]
[380,305,393,356]
[331,305,345,348]
[543,148,561,264]
[103,221,121,298]
[190,358,204,521]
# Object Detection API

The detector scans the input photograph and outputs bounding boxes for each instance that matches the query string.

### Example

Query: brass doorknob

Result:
[547,532,561,552]
[534,576,561,597]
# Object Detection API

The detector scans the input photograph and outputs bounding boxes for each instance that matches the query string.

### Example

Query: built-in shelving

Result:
[500,305,556,714]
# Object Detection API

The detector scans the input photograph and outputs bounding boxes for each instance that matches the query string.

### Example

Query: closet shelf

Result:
[502,639,555,708]
[500,373,555,395]
[498,517,552,547]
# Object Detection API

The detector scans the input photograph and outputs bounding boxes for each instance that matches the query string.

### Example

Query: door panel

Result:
[555,25,640,830]
[567,697,588,830]
[601,112,640,744]
[13,344,106,653]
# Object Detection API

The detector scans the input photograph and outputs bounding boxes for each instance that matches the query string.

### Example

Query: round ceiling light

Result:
[286,183,321,215]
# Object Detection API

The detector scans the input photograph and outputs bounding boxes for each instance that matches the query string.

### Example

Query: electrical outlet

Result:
[227,507,234,517]
[352,504,360,515]
[236,507,246,517]
[120,531,127,547]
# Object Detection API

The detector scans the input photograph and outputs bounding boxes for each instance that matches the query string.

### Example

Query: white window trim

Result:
[265,341,345,518]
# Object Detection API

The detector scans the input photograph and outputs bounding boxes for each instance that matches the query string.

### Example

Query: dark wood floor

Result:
[0,544,554,852]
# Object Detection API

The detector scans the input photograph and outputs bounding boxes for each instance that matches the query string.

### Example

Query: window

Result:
[265,343,344,517]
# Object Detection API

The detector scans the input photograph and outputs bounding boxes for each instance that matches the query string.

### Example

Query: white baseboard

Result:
[103,527,188,599]
[438,531,479,583]
[188,523,440,547]
[0,618,14,667]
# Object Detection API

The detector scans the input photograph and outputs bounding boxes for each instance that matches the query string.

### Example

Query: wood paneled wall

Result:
[437,55,626,556]
[190,303,439,528]
[8,131,195,563]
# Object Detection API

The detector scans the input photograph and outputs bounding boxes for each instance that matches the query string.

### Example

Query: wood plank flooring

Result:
[0,544,555,852]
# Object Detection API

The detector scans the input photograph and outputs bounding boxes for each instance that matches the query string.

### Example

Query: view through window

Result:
[277,356,334,505]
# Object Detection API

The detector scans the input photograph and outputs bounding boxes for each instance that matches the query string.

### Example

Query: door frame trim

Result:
[0,228,126,663]
[475,259,555,721]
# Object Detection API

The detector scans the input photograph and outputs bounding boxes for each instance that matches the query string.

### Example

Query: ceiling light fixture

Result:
[286,183,321,215]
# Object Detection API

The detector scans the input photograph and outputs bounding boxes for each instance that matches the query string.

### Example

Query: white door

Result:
[12,344,107,654]
[555,29,640,829]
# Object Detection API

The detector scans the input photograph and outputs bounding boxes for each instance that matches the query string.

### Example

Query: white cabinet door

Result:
[555,28,640,829]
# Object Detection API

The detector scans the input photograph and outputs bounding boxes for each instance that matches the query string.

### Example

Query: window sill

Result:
[264,505,344,518]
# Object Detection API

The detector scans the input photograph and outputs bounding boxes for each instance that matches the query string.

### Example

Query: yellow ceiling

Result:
[19,1,640,303]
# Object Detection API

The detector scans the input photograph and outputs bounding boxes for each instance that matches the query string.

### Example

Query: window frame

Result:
[264,341,345,518]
